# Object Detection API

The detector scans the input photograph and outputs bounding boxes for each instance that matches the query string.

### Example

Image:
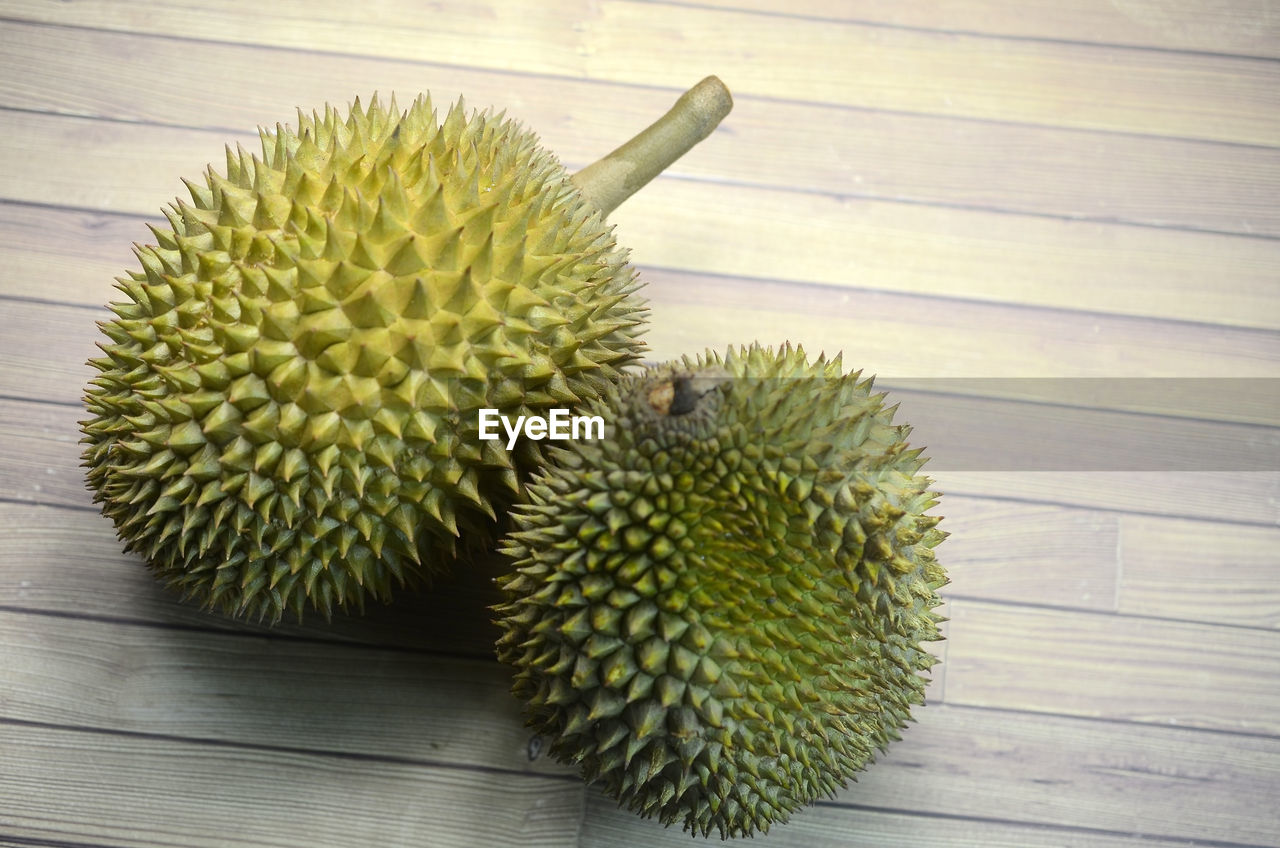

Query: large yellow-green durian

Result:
[81,81,730,623]
[495,344,947,838]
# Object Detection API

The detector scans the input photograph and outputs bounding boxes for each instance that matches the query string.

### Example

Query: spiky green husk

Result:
[82,94,646,622]
[495,344,946,838]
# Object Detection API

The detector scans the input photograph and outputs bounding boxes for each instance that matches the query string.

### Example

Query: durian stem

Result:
[572,76,733,217]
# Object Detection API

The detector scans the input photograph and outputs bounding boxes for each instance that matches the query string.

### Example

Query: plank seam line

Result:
[643,172,1280,242]
[0,497,97,511]
[0,196,154,223]
[918,487,1280,530]
[817,799,1280,848]
[0,715,579,784]
[636,0,1280,66]
[944,593,1280,636]
[1114,513,1126,613]
[938,701,1280,743]
[638,259,1280,333]
[0,835,127,848]
[0,102,256,144]
[5,105,1280,241]
[839,381,1280,431]
[0,294,108,314]
[1,19,1277,153]
[0,393,84,410]
[0,603,497,662]
[3,582,1276,646]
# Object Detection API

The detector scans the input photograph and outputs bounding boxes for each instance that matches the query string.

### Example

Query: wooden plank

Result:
[679,0,1280,60]
[2,0,1276,144]
[580,791,1236,848]
[0,501,512,657]
[0,113,256,221]
[7,113,1279,331]
[944,599,1280,735]
[4,21,1280,240]
[0,398,93,510]
[0,723,583,848]
[0,609,569,778]
[893,387,1279,472]
[0,204,144,305]
[636,268,1280,389]
[939,498,1117,611]
[1119,515,1280,629]
[854,704,1280,846]
[935,470,1280,527]
[0,299,102,406]
[618,183,1280,333]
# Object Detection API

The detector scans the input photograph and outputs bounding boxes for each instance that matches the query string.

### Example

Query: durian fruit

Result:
[494,343,947,838]
[81,79,733,622]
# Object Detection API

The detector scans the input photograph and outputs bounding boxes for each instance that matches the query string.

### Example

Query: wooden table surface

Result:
[1,1,1277,845]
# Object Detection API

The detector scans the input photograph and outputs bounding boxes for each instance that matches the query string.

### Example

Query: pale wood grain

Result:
[680,0,1280,59]
[0,501,514,656]
[2,0,1277,144]
[0,723,584,848]
[1119,515,1280,628]
[890,386,1278,471]
[636,268,1280,381]
[944,599,1280,735]
[618,183,1280,333]
[7,108,1279,330]
[939,498,1118,611]
[939,470,1280,526]
[0,398,93,510]
[0,204,143,304]
[793,703,1277,845]
[4,20,1280,239]
[0,299,102,406]
[0,112,257,220]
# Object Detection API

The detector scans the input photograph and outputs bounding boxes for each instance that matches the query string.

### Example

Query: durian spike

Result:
[571,75,733,217]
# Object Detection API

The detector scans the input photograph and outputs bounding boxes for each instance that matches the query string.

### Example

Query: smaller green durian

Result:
[495,343,947,838]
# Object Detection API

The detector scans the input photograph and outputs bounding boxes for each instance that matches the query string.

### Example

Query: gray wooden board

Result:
[945,600,1280,736]
[0,723,584,848]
